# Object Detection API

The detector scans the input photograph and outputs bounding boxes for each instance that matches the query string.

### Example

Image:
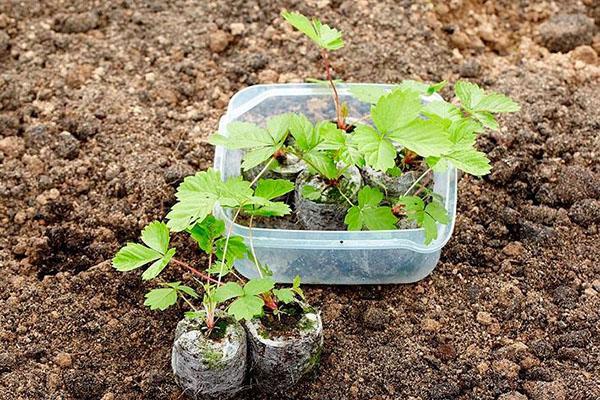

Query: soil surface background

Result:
[1,1,599,399]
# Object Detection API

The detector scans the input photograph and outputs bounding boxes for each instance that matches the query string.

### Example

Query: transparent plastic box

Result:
[214,83,457,284]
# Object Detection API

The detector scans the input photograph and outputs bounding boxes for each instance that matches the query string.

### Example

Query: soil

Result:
[259,303,306,339]
[0,1,599,400]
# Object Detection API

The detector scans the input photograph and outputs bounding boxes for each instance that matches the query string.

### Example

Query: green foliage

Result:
[454,80,520,131]
[281,11,344,51]
[112,221,176,281]
[144,282,198,311]
[396,196,449,244]
[209,114,295,170]
[254,178,295,200]
[348,85,388,104]
[301,185,322,201]
[215,277,276,321]
[353,88,452,171]
[273,275,305,304]
[167,169,292,232]
[345,186,398,231]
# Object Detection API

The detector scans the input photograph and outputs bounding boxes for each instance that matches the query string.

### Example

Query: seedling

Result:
[112,170,306,333]
[211,10,520,244]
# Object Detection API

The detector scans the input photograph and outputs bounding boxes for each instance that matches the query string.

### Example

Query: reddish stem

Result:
[262,293,278,311]
[172,259,221,285]
[321,50,346,130]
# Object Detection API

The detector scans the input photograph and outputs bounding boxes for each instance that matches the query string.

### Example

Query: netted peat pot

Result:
[171,316,247,399]
[294,166,362,230]
[244,306,323,392]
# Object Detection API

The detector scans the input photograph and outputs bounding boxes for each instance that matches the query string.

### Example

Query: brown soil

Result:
[0,1,599,400]
[259,302,306,339]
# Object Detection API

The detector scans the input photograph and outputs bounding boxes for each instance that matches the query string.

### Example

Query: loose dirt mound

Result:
[0,1,598,399]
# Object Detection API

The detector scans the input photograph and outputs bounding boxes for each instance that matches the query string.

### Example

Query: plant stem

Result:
[338,187,354,207]
[172,258,221,285]
[180,293,199,313]
[248,215,263,278]
[250,157,275,187]
[321,49,345,130]
[217,207,242,286]
[402,168,432,197]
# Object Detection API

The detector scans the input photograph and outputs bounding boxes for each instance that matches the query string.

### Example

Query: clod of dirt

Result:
[362,306,389,331]
[571,45,598,64]
[523,380,566,400]
[52,11,101,34]
[0,29,9,54]
[63,370,106,400]
[0,136,25,158]
[459,59,482,78]
[498,392,527,400]
[54,131,80,160]
[536,165,600,207]
[538,14,595,53]
[569,198,600,226]
[209,30,232,53]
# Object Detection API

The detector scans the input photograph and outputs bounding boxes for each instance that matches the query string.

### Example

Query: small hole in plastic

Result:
[339,240,344,244]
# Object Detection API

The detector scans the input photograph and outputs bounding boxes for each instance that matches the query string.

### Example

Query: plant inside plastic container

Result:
[212,11,520,245]
[112,170,323,397]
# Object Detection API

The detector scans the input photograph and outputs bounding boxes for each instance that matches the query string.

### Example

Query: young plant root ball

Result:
[244,304,323,393]
[171,317,246,399]
[295,166,362,230]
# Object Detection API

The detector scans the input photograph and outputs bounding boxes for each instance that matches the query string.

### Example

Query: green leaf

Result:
[371,89,422,133]
[282,11,344,51]
[455,81,519,125]
[427,80,447,94]
[471,111,498,130]
[254,179,295,200]
[209,122,274,149]
[228,295,265,321]
[112,243,162,272]
[425,201,449,224]
[141,248,176,281]
[455,81,485,110]
[241,146,277,171]
[344,186,398,231]
[168,282,199,299]
[352,125,396,172]
[303,151,338,180]
[188,216,225,253]
[397,197,449,244]
[243,277,275,296]
[301,185,322,200]
[349,85,388,104]
[218,177,254,207]
[273,288,295,304]
[475,93,520,113]
[266,113,294,144]
[214,282,244,302]
[444,148,491,176]
[289,113,318,152]
[144,288,178,311]
[242,199,292,217]
[422,101,462,123]
[398,80,430,94]
[166,169,222,232]
[214,235,248,264]
[140,221,170,254]
[388,119,452,158]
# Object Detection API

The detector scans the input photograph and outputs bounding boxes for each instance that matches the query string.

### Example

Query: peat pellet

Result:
[295,166,362,230]
[171,317,246,399]
[245,308,323,393]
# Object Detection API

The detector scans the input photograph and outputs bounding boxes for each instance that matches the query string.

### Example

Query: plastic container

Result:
[213,83,457,284]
